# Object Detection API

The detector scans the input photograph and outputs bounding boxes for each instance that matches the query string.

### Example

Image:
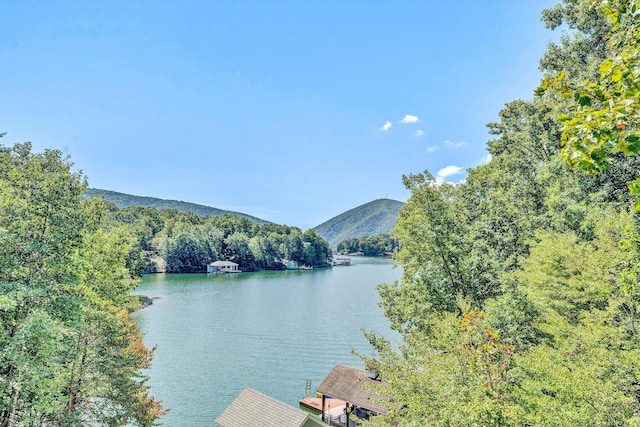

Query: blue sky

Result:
[1,0,559,229]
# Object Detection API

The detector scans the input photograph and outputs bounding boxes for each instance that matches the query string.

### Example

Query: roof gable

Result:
[216,388,325,427]
[316,364,388,414]
[211,260,238,267]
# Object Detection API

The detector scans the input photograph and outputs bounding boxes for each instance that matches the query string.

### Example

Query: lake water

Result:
[131,257,402,426]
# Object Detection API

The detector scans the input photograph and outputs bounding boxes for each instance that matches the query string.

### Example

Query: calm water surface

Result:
[132,257,401,426]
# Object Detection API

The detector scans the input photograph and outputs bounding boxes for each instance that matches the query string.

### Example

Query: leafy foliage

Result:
[360,1,640,424]
[0,143,166,426]
[509,211,640,425]
[105,207,332,273]
[378,172,501,333]
[336,233,399,256]
[537,0,640,208]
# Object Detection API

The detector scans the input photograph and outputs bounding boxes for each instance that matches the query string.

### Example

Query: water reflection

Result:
[132,257,401,426]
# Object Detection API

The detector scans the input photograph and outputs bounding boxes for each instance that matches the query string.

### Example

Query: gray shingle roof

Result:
[316,364,388,415]
[211,260,238,266]
[216,388,325,427]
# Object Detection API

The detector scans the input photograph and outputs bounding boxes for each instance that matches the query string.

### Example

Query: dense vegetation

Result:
[86,188,269,224]
[336,233,399,256]
[0,144,332,425]
[361,0,640,425]
[3,0,637,424]
[106,206,333,273]
[0,142,166,426]
[314,198,403,249]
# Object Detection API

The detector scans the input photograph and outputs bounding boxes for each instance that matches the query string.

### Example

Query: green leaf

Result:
[535,80,549,96]
[599,60,614,75]
[611,67,623,82]
[576,93,592,106]
[626,134,640,154]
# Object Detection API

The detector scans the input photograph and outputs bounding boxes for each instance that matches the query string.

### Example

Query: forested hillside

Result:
[87,188,269,224]
[88,190,404,253]
[361,1,640,425]
[314,198,404,249]
[336,233,399,256]
[105,206,332,273]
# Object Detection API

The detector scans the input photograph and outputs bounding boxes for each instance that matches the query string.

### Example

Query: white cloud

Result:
[479,153,492,165]
[380,121,392,131]
[437,165,464,178]
[443,140,469,149]
[415,130,424,137]
[400,114,419,124]
[435,165,464,185]
[426,146,439,153]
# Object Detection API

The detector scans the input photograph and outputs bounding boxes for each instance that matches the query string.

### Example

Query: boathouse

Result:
[286,260,300,270]
[207,260,241,273]
[316,364,389,425]
[333,257,351,266]
[216,388,327,427]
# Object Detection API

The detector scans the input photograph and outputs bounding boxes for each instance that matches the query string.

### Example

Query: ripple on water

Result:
[132,258,401,426]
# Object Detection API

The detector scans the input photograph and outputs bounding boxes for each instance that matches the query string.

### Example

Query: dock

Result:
[299,397,347,423]
[332,257,351,266]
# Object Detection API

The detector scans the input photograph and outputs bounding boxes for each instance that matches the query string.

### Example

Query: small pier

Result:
[299,379,347,422]
[299,397,347,424]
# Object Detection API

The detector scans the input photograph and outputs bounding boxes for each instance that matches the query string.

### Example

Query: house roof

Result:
[316,364,388,415]
[216,388,326,427]
[211,260,238,267]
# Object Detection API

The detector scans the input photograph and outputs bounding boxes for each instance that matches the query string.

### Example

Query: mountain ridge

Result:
[313,198,404,249]
[86,188,270,224]
[87,189,404,247]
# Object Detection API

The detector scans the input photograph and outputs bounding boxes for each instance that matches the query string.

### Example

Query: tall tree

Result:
[0,143,165,426]
[538,0,640,207]
[509,209,640,424]
[362,1,640,424]
[379,172,499,334]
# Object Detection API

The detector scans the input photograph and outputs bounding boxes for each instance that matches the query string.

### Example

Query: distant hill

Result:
[86,188,270,224]
[313,198,404,249]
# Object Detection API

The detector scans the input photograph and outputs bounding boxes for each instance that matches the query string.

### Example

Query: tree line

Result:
[336,233,399,256]
[361,0,640,425]
[107,206,332,274]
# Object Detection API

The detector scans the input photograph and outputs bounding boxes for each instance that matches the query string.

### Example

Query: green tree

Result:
[301,229,332,267]
[378,172,499,334]
[509,209,640,424]
[336,234,399,256]
[361,306,520,426]
[223,232,256,271]
[0,143,165,426]
[162,223,218,273]
[538,0,640,207]
[361,1,640,424]
[107,206,331,274]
